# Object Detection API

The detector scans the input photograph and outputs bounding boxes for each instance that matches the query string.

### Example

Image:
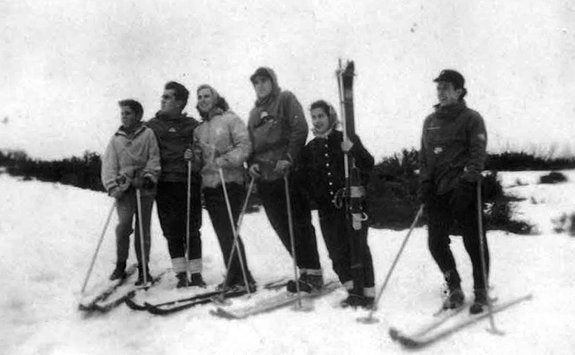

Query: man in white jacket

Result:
[101,99,161,285]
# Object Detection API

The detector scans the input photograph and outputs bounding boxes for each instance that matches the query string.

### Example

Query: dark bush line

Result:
[0,150,105,192]
[486,151,575,171]
[5,148,573,234]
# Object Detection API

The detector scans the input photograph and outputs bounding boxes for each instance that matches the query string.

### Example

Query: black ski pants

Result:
[318,205,375,290]
[426,186,490,291]
[258,177,322,271]
[203,183,254,285]
[155,181,202,265]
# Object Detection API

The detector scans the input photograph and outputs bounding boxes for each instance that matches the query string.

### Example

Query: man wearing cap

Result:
[247,67,324,293]
[418,69,490,314]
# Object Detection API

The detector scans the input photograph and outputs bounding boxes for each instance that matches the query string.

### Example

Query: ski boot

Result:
[109,262,127,281]
[287,272,323,293]
[176,272,189,288]
[190,273,206,288]
[340,293,375,309]
[442,270,465,310]
[218,275,257,293]
[469,289,488,314]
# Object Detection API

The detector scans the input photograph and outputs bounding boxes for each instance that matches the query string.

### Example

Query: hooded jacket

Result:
[247,67,308,181]
[419,101,487,195]
[192,86,251,188]
[146,112,200,183]
[101,123,161,196]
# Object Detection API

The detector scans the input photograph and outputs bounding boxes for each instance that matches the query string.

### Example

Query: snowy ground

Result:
[1,170,574,355]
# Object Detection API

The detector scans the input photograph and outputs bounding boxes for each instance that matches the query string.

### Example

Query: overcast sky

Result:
[1,0,574,160]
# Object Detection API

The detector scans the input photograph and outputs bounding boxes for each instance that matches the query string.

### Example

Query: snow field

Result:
[1,171,574,354]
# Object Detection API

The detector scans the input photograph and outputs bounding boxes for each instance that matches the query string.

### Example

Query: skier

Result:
[247,67,324,293]
[101,99,161,285]
[188,84,256,292]
[418,69,490,314]
[299,100,376,308]
[146,82,205,288]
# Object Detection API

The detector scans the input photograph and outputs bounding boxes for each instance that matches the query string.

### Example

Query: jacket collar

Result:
[433,100,467,120]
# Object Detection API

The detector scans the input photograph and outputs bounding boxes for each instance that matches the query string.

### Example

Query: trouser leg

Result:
[427,194,460,283]
[133,194,154,267]
[259,178,321,271]
[204,183,253,284]
[156,181,203,274]
[115,192,135,264]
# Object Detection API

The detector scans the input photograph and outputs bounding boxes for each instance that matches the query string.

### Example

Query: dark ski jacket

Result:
[299,130,374,209]
[247,67,308,181]
[419,101,487,195]
[146,112,201,183]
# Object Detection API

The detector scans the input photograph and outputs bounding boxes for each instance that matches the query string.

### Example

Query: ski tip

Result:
[210,307,240,320]
[397,336,423,349]
[388,328,400,340]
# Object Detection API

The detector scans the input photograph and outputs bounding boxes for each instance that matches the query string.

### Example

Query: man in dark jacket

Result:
[146,81,204,288]
[247,67,323,293]
[419,69,490,314]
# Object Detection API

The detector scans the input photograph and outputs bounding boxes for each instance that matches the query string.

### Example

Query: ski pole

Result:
[81,200,116,294]
[185,160,192,286]
[284,174,302,307]
[136,188,149,286]
[477,182,503,335]
[218,168,252,296]
[358,204,424,324]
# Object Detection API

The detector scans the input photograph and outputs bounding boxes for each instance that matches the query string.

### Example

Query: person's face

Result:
[197,88,215,113]
[252,76,273,99]
[311,107,331,134]
[161,89,182,114]
[121,106,139,129]
[436,82,462,107]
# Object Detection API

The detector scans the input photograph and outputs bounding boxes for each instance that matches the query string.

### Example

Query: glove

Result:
[184,148,194,162]
[417,182,434,205]
[109,187,123,199]
[142,176,155,189]
[248,164,261,179]
[341,138,354,153]
[273,160,292,175]
[116,175,131,192]
[214,157,226,168]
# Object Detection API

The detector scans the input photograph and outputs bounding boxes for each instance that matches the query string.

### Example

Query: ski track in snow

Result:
[1,171,574,354]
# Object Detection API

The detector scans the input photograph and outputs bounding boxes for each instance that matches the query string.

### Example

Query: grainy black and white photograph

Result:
[1,1,574,354]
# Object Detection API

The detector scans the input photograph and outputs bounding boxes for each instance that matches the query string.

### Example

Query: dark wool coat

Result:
[299,130,374,209]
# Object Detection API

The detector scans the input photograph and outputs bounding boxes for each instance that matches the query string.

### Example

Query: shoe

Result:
[176,272,189,288]
[340,293,375,309]
[109,262,127,281]
[469,289,488,314]
[190,273,206,287]
[287,273,323,293]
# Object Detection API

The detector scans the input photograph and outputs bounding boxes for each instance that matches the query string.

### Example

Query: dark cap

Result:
[250,67,272,83]
[433,69,465,89]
